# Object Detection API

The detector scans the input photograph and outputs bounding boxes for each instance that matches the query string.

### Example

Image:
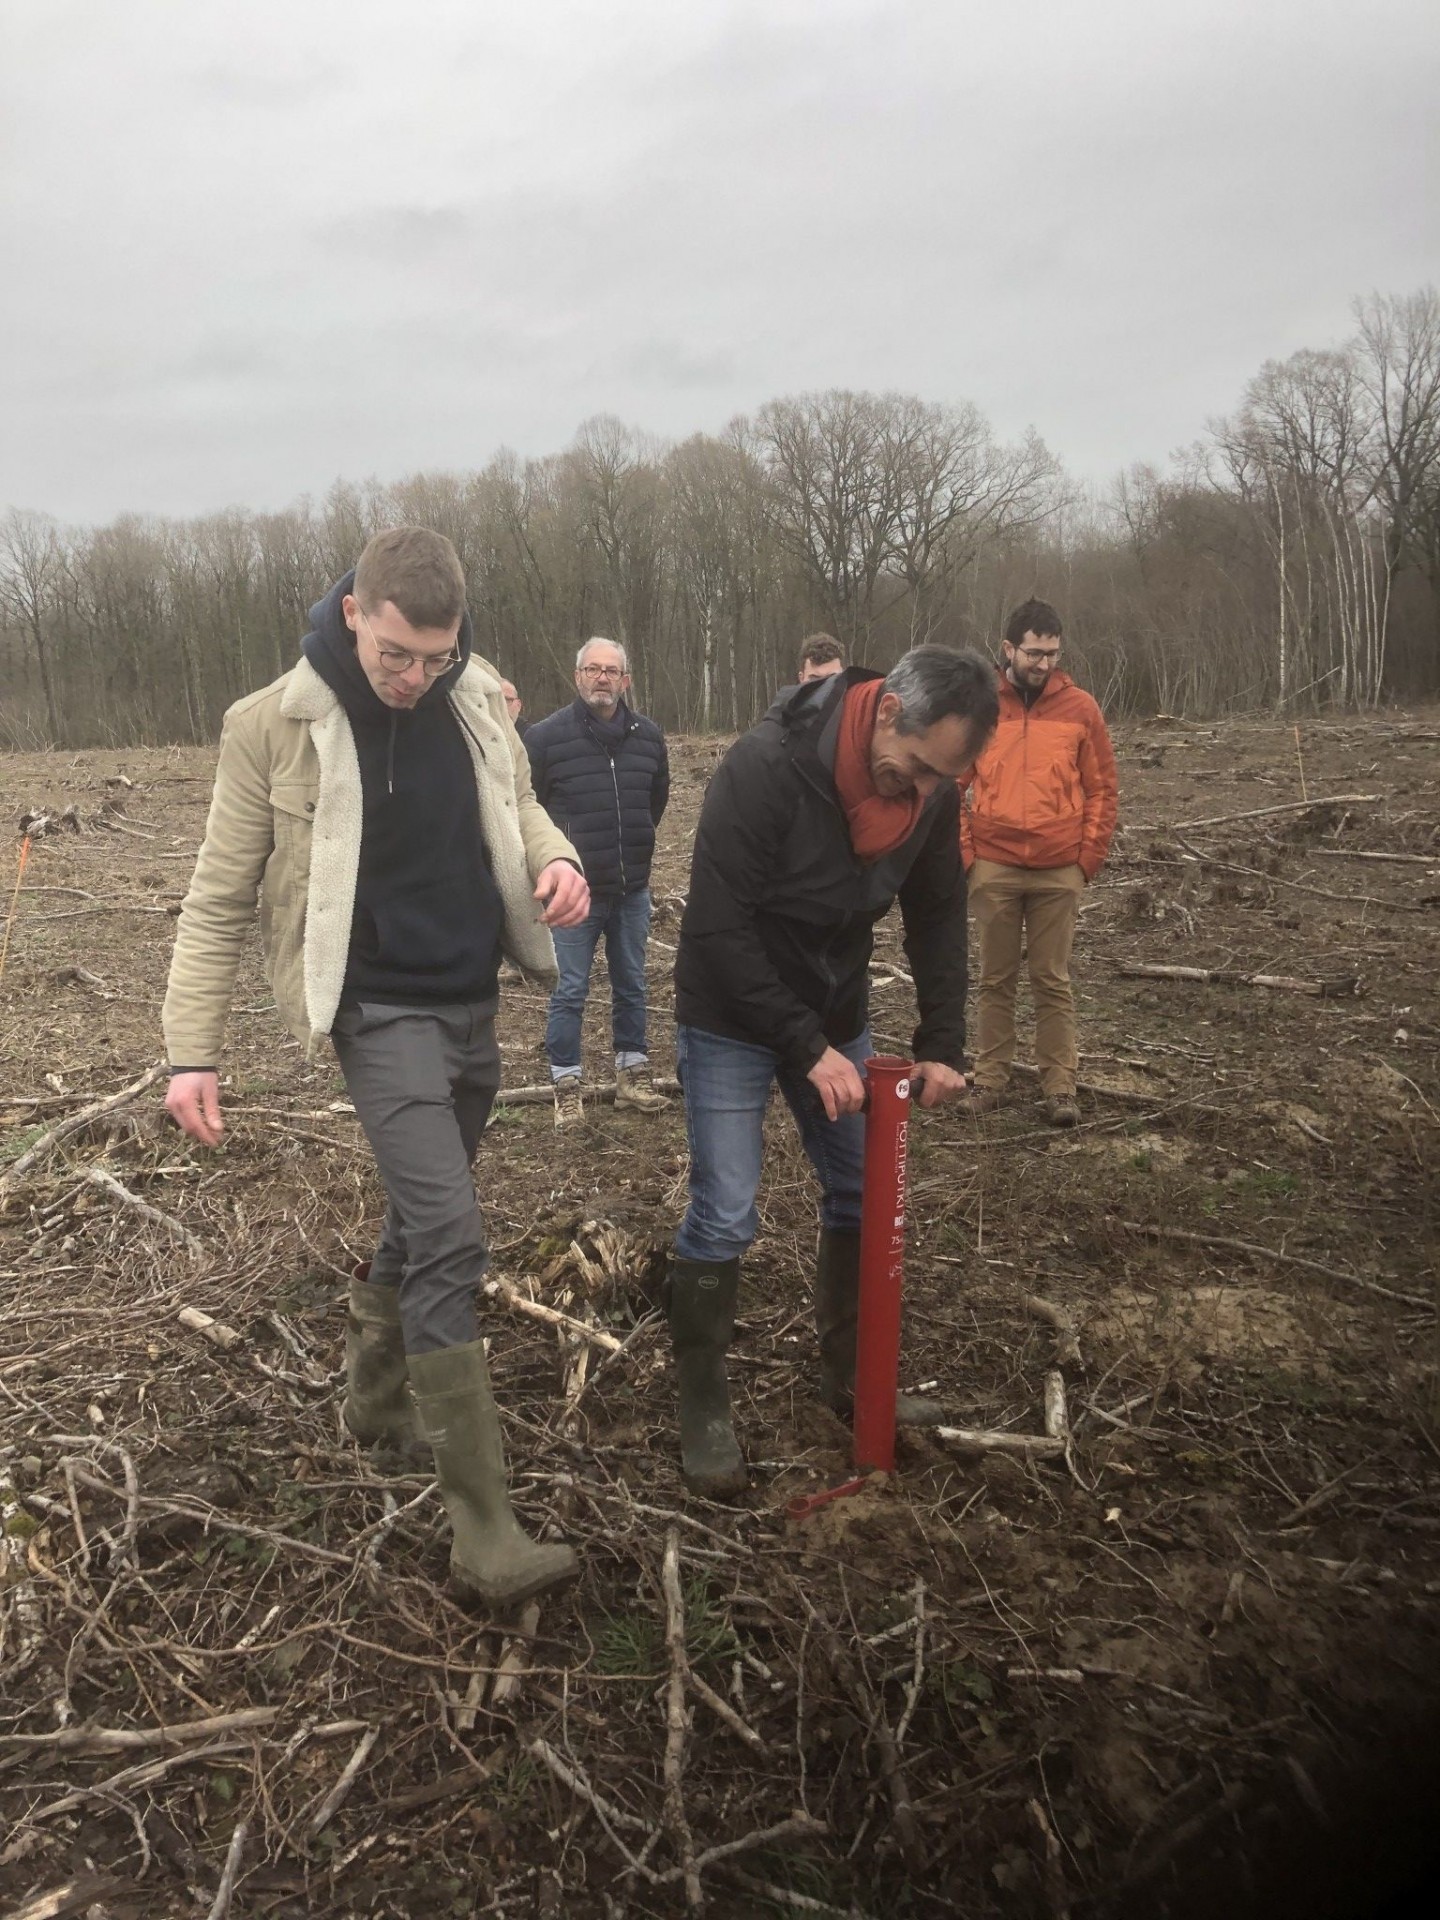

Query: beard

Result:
[1007,660,1052,700]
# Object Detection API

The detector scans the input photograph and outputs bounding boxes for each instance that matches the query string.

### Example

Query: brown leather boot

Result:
[614,1064,670,1113]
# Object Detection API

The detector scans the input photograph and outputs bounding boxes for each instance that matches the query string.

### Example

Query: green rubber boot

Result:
[408,1341,579,1609]
[666,1256,749,1498]
[341,1266,425,1460]
[815,1229,946,1427]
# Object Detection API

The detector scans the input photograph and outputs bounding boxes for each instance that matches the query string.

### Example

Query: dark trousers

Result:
[330,1000,501,1354]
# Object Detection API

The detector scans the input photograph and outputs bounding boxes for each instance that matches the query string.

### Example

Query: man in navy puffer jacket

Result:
[525,637,671,1124]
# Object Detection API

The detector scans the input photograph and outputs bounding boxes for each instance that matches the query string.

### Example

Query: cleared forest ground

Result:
[1,709,1438,1920]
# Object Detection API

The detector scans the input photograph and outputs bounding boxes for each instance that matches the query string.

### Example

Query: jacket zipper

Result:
[609,730,628,892]
[818,928,841,1019]
[609,758,628,891]
[787,716,864,1020]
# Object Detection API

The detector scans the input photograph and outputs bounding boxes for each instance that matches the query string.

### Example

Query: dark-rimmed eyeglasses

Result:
[359,609,461,679]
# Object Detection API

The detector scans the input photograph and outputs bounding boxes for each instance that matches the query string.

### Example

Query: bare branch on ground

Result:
[0,1063,164,1194]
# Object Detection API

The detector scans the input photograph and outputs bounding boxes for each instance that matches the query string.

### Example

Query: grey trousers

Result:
[330,1000,501,1355]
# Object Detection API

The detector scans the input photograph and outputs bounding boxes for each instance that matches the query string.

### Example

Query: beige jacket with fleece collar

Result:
[162,653,579,1067]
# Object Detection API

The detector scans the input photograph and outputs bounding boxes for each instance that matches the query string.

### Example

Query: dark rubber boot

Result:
[342,1264,426,1461]
[409,1341,579,1609]
[815,1229,946,1427]
[666,1256,749,1498]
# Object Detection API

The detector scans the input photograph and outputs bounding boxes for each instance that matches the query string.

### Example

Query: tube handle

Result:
[861,1072,925,1113]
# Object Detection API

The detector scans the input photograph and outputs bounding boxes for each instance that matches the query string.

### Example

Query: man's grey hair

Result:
[883,645,999,740]
[576,636,629,673]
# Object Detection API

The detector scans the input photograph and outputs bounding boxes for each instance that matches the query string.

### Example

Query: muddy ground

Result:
[1,711,1438,1920]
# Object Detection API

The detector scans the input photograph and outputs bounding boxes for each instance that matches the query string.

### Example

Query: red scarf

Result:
[833,678,923,862]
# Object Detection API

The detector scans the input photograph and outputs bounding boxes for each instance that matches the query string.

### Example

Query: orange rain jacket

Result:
[959,669,1118,878]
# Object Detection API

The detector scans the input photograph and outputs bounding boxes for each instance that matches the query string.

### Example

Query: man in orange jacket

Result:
[959,599,1118,1126]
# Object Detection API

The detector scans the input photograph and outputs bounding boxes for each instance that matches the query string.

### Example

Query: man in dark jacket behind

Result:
[500,678,529,737]
[526,637,671,1125]
[668,646,999,1495]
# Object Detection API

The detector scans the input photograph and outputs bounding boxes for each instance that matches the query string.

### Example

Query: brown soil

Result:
[1,712,1438,1919]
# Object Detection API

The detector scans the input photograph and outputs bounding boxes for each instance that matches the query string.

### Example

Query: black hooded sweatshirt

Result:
[301,573,504,1006]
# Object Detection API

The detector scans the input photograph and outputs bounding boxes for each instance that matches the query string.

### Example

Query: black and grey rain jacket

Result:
[674,668,969,1073]
[525,697,669,898]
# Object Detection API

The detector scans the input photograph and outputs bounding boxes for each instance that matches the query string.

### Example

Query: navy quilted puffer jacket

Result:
[525,697,669,898]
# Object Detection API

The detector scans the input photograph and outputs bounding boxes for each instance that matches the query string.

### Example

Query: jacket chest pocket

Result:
[270,783,319,880]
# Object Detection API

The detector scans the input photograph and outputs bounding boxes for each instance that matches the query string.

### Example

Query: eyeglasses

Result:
[579,665,624,680]
[1015,646,1061,663]
[359,609,461,679]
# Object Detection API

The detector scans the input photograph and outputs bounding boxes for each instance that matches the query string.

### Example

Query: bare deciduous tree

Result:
[2,306,1436,745]
[0,508,67,743]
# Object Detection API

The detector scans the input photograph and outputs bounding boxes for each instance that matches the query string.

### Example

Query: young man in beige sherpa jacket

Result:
[163,526,590,1609]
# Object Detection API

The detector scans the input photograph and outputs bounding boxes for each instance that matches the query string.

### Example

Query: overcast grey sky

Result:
[3,0,1436,524]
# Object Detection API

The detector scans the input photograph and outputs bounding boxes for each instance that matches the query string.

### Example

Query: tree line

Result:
[2,287,1436,749]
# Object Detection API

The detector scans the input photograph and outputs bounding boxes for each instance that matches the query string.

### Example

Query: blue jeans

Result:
[545,887,652,1076]
[674,1024,870,1263]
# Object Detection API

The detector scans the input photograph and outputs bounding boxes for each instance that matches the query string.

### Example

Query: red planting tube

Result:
[853,1055,914,1473]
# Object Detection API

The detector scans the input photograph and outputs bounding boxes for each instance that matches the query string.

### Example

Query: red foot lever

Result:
[785,1475,868,1521]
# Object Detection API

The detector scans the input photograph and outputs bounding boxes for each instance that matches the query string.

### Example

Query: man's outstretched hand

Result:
[534,861,590,928]
[807,1046,868,1121]
[166,1070,225,1147]
[911,1061,967,1109]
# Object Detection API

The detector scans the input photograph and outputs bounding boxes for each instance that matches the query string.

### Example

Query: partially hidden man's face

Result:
[575,643,629,716]
[798,657,844,684]
[869,692,981,800]
[344,595,462,710]
[501,680,522,721]
[1003,628,1061,694]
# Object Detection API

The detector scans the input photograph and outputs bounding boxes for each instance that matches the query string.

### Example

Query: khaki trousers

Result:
[968,860,1085,1097]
